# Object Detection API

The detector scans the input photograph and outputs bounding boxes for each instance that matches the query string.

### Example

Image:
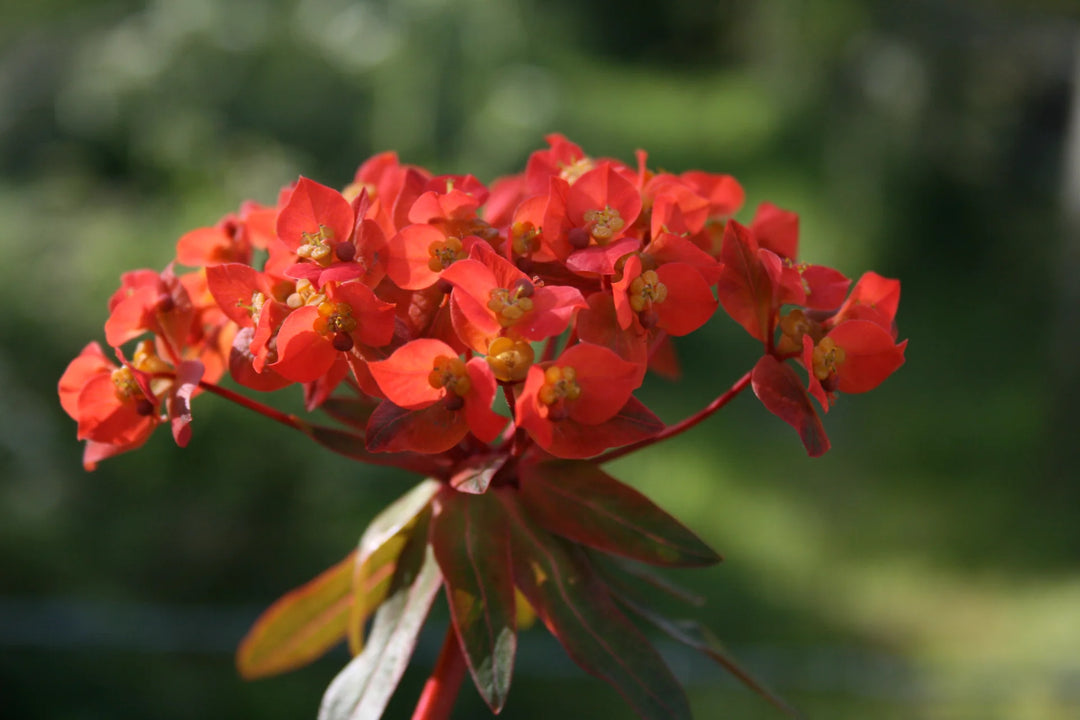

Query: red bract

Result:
[440,243,586,354]
[271,280,394,384]
[366,339,506,453]
[60,137,905,720]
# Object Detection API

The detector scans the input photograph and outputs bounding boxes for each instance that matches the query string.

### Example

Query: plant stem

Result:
[594,369,753,465]
[197,380,304,431]
[411,624,467,720]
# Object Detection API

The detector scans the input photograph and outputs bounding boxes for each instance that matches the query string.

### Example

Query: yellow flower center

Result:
[628,270,667,313]
[285,278,327,309]
[812,337,846,381]
[538,365,581,406]
[486,279,536,328]
[485,337,535,383]
[427,236,466,273]
[583,206,625,245]
[510,221,541,258]
[297,224,336,266]
[427,355,471,398]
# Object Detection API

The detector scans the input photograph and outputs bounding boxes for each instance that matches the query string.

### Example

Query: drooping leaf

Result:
[496,488,691,720]
[349,478,441,654]
[588,552,706,608]
[751,354,830,457]
[430,487,517,712]
[236,552,355,679]
[520,460,721,567]
[320,509,442,720]
[616,595,803,719]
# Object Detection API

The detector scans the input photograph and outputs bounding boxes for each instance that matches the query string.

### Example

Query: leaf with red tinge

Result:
[236,552,355,679]
[365,399,468,454]
[349,479,441,654]
[520,460,721,567]
[616,594,804,719]
[540,396,664,459]
[496,488,691,720]
[320,509,442,720]
[430,487,516,712]
[751,355,830,457]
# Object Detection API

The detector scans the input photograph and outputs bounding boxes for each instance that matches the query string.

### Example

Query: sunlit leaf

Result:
[236,552,355,679]
[430,487,516,712]
[320,509,442,720]
[496,488,691,720]
[520,460,721,567]
[349,478,441,654]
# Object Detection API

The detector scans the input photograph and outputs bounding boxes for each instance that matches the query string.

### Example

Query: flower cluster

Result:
[59,135,905,719]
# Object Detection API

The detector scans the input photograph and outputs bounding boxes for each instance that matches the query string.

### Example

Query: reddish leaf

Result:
[751,355,830,457]
[349,479,441,654]
[540,396,664,459]
[365,400,468,454]
[520,460,721,567]
[430,488,517,712]
[236,552,355,679]
[319,509,442,720]
[496,488,691,720]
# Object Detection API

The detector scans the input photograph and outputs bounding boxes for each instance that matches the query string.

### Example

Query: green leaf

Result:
[589,552,706,608]
[617,595,803,719]
[430,487,516,712]
[349,478,441,654]
[497,488,691,720]
[319,508,442,720]
[520,460,721,567]
[236,552,355,679]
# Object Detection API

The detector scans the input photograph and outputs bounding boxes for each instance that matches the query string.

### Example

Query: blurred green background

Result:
[3,0,1079,718]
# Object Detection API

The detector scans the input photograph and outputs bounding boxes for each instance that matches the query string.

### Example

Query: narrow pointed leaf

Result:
[320,509,442,720]
[321,396,379,430]
[349,479,441,654]
[430,487,517,712]
[617,595,803,719]
[520,460,721,567]
[496,488,691,720]
[589,552,706,608]
[237,552,355,679]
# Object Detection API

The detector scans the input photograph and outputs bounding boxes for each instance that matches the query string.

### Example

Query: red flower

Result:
[271,280,395,383]
[366,339,506,453]
[515,343,657,458]
[440,243,586,354]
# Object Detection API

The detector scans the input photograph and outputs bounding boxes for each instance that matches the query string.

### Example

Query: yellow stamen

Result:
[486,337,535,383]
[627,269,667,313]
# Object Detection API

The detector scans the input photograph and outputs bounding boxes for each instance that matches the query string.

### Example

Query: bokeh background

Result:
[3,0,1079,718]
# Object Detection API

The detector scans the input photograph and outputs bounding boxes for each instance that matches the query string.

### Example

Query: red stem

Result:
[197,380,305,431]
[594,369,754,465]
[411,624,467,720]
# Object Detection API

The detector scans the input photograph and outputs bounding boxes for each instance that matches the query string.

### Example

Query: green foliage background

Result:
[2,1,1079,718]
